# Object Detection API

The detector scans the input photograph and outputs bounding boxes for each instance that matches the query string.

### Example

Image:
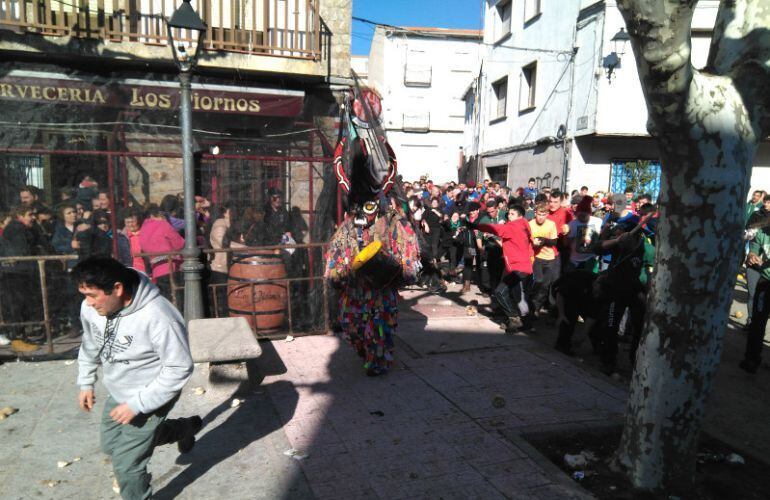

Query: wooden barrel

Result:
[228,253,287,332]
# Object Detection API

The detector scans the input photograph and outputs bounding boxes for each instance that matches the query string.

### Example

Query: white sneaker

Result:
[0,334,10,346]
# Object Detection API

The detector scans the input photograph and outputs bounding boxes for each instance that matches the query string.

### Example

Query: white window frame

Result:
[524,0,542,24]
[519,62,537,112]
[491,76,508,121]
[496,0,512,41]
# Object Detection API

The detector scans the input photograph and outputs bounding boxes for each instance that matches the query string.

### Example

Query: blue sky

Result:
[352,0,483,55]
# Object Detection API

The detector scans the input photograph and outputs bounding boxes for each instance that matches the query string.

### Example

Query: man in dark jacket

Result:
[1,206,42,350]
[263,188,293,245]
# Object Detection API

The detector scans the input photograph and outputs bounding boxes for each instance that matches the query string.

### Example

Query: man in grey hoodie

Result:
[73,257,201,499]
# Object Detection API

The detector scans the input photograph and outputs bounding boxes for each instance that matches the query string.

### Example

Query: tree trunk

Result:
[616,75,755,491]
[614,0,768,492]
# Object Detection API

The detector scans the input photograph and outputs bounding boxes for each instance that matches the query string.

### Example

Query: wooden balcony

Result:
[0,0,323,62]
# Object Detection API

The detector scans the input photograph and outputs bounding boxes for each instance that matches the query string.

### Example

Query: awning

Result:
[0,70,304,117]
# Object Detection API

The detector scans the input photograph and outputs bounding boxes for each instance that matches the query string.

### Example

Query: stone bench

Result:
[188,317,262,363]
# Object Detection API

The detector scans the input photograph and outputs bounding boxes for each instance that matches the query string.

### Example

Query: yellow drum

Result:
[352,240,402,289]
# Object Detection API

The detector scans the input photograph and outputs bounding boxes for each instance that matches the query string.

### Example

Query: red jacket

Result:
[476,218,533,275]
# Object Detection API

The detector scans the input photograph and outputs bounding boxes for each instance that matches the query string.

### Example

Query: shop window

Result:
[519,62,537,112]
[491,77,508,121]
[610,159,661,201]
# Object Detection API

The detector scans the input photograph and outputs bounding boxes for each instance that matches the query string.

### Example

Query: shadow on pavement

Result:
[154,345,303,499]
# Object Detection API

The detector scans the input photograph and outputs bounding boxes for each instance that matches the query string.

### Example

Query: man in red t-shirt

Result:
[546,190,574,271]
[472,204,534,333]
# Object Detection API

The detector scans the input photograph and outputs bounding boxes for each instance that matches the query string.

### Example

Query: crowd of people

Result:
[4,173,765,377]
[395,176,656,375]
[0,177,302,351]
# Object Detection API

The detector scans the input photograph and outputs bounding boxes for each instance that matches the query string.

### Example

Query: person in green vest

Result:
[741,222,770,374]
[745,190,764,225]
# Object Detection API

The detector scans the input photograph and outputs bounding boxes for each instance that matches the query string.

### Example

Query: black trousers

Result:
[595,289,645,367]
[746,278,770,365]
[1,271,42,338]
[554,270,600,352]
[532,258,559,311]
[483,245,504,292]
[495,271,532,319]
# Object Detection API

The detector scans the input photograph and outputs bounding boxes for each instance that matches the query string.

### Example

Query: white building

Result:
[465,0,770,196]
[368,26,482,183]
[351,55,369,84]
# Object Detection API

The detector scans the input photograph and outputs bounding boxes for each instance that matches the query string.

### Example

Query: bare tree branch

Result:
[616,0,697,133]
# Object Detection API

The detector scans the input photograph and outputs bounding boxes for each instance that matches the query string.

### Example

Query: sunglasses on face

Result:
[271,195,281,200]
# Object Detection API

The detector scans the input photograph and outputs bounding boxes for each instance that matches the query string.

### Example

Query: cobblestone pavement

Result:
[3,282,759,499]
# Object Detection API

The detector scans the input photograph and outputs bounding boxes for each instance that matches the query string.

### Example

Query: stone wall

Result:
[124,132,183,206]
[319,0,352,80]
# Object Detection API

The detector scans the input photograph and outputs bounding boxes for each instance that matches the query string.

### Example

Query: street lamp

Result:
[603,27,631,82]
[167,0,207,323]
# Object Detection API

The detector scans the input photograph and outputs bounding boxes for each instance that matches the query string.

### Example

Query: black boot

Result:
[504,316,523,333]
[176,416,203,454]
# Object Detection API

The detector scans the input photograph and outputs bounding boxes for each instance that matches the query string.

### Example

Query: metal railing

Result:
[0,242,331,355]
[0,0,322,60]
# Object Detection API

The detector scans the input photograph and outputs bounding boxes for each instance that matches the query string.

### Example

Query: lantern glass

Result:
[611,28,630,57]
[166,0,207,71]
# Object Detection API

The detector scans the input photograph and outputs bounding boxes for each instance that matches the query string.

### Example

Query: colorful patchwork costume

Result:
[325,211,419,374]
[324,85,419,375]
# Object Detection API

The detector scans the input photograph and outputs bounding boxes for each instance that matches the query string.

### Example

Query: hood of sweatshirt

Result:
[76,268,192,415]
[118,271,159,317]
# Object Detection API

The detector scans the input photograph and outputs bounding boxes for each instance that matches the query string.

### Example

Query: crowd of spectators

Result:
[394,176,657,376]
[0,176,302,351]
[5,173,762,375]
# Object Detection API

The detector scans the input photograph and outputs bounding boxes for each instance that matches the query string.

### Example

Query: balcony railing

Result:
[0,0,322,60]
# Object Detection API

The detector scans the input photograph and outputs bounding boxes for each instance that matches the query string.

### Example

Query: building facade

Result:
[0,0,352,228]
[465,0,770,197]
[368,25,481,183]
[350,55,369,84]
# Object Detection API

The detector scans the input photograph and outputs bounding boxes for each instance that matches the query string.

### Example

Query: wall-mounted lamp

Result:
[602,27,630,82]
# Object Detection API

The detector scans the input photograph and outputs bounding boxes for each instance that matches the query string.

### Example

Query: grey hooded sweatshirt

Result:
[77,271,193,415]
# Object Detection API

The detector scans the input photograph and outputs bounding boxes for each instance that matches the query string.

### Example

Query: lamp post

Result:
[167,0,207,323]
[603,27,631,82]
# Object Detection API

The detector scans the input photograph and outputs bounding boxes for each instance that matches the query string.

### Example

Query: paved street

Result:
[0,284,765,499]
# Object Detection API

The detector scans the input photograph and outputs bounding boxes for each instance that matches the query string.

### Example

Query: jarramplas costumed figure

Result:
[324,86,419,376]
